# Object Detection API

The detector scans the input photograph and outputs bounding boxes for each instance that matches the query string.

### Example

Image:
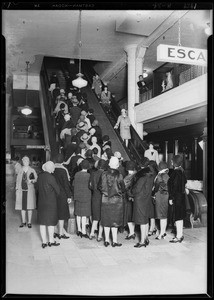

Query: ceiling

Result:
[2,9,212,81]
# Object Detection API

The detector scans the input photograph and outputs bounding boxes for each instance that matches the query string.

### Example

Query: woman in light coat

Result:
[114,109,131,147]
[15,156,38,228]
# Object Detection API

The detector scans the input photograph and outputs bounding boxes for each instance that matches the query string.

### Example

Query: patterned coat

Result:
[15,167,38,210]
[73,171,91,216]
[99,168,125,227]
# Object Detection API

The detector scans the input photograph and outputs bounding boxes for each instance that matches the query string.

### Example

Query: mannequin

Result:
[144,142,159,165]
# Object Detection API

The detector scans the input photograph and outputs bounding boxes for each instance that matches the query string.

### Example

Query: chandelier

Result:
[21,61,32,116]
[72,10,88,89]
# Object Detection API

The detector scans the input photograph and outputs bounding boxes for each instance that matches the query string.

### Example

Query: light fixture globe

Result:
[72,72,87,89]
[21,105,32,116]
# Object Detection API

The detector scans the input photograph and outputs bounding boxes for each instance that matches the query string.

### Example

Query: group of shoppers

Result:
[14,70,188,249]
[14,151,187,248]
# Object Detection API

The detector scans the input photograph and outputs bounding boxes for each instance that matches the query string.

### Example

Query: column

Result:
[164,141,168,162]
[202,127,207,198]
[194,137,198,176]
[124,44,146,139]
[174,140,179,155]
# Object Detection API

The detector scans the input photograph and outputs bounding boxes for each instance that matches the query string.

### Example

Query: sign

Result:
[26,145,45,149]
[157,44,207,66]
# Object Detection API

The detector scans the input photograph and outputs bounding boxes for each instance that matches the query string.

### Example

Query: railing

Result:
[40,62,59,159]
[82,61,148,165]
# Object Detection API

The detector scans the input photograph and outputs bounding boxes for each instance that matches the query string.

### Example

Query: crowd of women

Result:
[14,71,188,249]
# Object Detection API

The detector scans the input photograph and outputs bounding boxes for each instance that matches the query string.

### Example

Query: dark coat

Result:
[54,165,72,220]
[168,167,187,222]
[154,171,169,219]
[132,167,154,225]
[89,169,104,220]
[73,171,91,216]
[123,173,136,225]
[37,172,60,226]
[69,106,81,126]
[99,168,125,227]
[137,80,148,94]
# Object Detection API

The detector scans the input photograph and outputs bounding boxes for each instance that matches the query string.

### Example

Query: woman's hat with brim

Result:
[126,161,136,171]
[81,133,90,142]
[71,97,79,105]
[42,161,55,173]
[60,89,65,94]
[109,156,119,169]
[77,121,86,130]
[98,159,108,170]
[114,151,123,161]
[172,155,183,167]
[81,159,90,170]
[158,161,168,171]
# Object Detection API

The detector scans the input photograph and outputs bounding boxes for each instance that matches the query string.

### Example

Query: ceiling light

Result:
[72,10,88,89]
[21,61,32,116]
[205,23,211,35]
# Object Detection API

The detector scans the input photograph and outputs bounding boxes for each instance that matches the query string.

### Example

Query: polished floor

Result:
[5,174,207,296]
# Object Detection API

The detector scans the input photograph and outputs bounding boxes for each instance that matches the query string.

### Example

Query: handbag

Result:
[29,172,35,180]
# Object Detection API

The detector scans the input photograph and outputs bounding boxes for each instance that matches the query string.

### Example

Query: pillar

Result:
[202,127,207,198]
[124,44,147,139]
[164,141,168,162]
[174,140,179,155]
[194,137,198,177]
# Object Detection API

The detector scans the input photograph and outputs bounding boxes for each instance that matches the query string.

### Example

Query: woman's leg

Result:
[40,225,47,244]
[104,227,110,242]
[21,210,26,223]
[140,224,147,244]
[58,220,64,235]
[127,222,135,236]
[90,220,98,237]
[149,218,156,232]
[27,210,32,224]
[125,139,128,147]
[98,223,103,239]
[160,219,167,236]
[111,227,118,243]
[176,220,183,238]
[81,216,87,234]
[47,226,55,243]
[145,223,149,239]
[76,216,82,232]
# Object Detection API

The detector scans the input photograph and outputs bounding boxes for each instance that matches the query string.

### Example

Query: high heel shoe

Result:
[134,243,146,248]
[58,234,70,239]
[112,242,122,247]
[42,243,47,248]
[169,236,184,243]
[76,231,82,238]
[97,237,103,242]
[19,222,26,228]
[104,241,110,247]
[125,233,136,240]
[48,241,60,247]
[54,233,59,239]
[27,223,32,228]
[148,229,157,236]
[89,235,96,240]
[155,233,167,240]
[145,238,150,246]
[81,234,89,239]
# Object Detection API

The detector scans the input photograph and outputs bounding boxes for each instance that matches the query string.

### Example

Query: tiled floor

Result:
[5,174,207,296]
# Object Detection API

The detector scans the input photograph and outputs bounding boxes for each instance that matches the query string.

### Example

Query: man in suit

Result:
[137,75,148,103]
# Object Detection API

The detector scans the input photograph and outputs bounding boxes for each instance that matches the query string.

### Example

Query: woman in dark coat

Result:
[53,153,72,239]
[73,159,91,238]
[123,161,137,240]
[89,159,108,241]
[99,157,125,247]
[132,158,154,248]
[168,155,187,243]
[147,160,158,236]
[153,161,169,240]
[37,161,60,248]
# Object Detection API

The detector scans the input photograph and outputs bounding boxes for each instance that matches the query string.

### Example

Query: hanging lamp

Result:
[21,61,32,116]
[72,10,88,89]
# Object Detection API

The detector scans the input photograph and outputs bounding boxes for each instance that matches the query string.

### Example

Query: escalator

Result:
[43,56,148,164]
